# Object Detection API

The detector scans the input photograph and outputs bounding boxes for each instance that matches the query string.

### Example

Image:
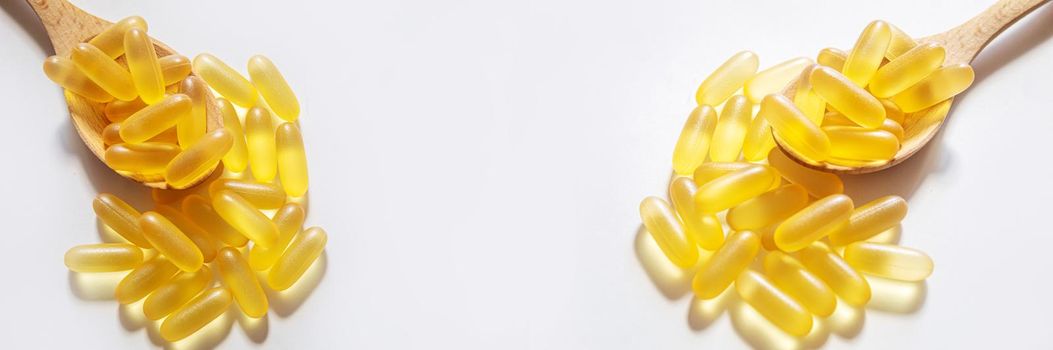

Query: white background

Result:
[1,0,1051,348]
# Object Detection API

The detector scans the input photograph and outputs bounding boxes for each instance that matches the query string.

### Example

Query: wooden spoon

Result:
[27,0,222,188]
[776,0,1050,174]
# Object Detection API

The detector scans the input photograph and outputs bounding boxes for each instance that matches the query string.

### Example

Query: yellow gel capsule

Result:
[891,64,975,113]
[193,53,258,107]
[64,243,143,272]
[764,252,837,317]
[869,43,946,98]
[42,56,113,103]
[182,195,249,247]
[165,128,234,189]
[246,107,278,182]
[692,231,760,299]
[809,66,886,128]
[143,266,213,320]
[120,94,191,143]
[775,194,853,252]
[209,179,286,209]
[93,193,151,248]
[824,126,899,161]
[247,55,300,121]
[880,118,905,140]
[671,105,718,175]
[736,270,813,336]
[882,99,905,125]
[269,226,328,290]
[104,142,181,173]
[695,51,759,106]
[177,76,209,148]
[639,197,698,268]
[742,114,776,162]
[692,162,757,186]
[727,184,809,231]
[123,28,164,104]
[277,123,310,196]
[160,287,232,342]
[115,255,180,304]
[89,16,147,58]
[842,20,891,86]
[669,177,724,250]
[844,242,933,281]
[744,57,813,103]
[159,55,192,85]
[758,95,830,162]
[886,23,918,60]
[250,202,306,271]
[829,195,907,246]
[695,165,778,213]
[793,65,825,125]
[102,123,122,146]
[709,95,751,162]
[767,149,843,197]
[212,190,279,248]
[824,112,904,141]
[104,98,146,123]
[796,243,871,306]
[816,47,847,71]
[139,211,204,272]
[70,43,138,101]
[154,205,222,263]
[218,99,249,172]
[216,247,268,318]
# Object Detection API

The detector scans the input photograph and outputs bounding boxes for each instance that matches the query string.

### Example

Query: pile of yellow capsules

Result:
[47,16,328,342]
[642,20,954,337]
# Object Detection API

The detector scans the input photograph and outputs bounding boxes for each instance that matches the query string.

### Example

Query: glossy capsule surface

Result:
[821,111,903,140]
[269,226,328,290]
[248,55,300,121]
[115,255,180,304]
[246,107,278,182]
[193,53,258,107]
[165,128,233,189]
[759,95,830,162]
[104,142,181,173]
[796,243,871,306]
[727,184,808,231]
[672,105,717,175]
[159,55,192,85]
[139,212,203,272]
[775,194,854,252]
[692,162,759,186]
[89,16,147,58]
[640,197,698,268]
[829,195,907,246]
[104,98,146,123]
[250,203,306,271]
[736,270,813,336]
[709,96,751,162]
[816,47,847,71]
[842,20,891,86]
[123,28,165,104]
[42,56,113,103]
[766,146,844,198]
[810,66,885,128]
[160,287,232,342]
[182,195,248,247]
[793,65,825,125]
[892,64,975,113]
[742,114,775,162]
[764,252,836,317]
[209,179,286,209]
[216,247,268,318]
[212,190,279,248]
[695,165,778,213]
[882,99,905,124]
[743,57,812,103]
[886,23,918,59]
[154,205,221,263]
[870,43,945,98]
[824,126,900,161]
[70,43,137,101]
[64,243,143,272]
[277,123,310,196]
[692,231,760,299]
[218,99,249,172]
[120,94,191,143]
[669,177,724,251]
[177,76,209,147]
[844,242,933,281]
[696,51,759,106]
[143,266,212,320]
[93,193,151,248]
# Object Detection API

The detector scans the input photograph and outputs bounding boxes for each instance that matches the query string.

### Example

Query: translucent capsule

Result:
[209,179,286,209]
[758,95,830,162]
[177,76,209,148]
[246,107,278,182]
[767,149,843,197]
[70,43,138,101]
[89,16,147,58]
[764,252,836,317]
[736,270,813,336]
[671,105,718,175]
[104,98,146,123]
[247,55,300,121]
[891,64,975,113]
[193,53,258,107]
[93,193,151,248]
[842,20,891,86]
[796,243,871,306]
[218,99,249,172]
[103,124,124,145]
[692,162,759,186]
[182,195,248,247]
[886,23,918,60]
[816,48,847,71]
[692,231,760,299]
[159,55,192,85]
[742,113,776,162]
[123,28,164,104]
[695,165,778,213]
[143,266,212,320]
[809,66,886,128]
[160,287,232,342]
[727,184,809,231]
[250,202,306,271]
[882,99,905,124]
[639,197,698,268]
[669,177,724,251]
[139,212,203,272]
[120,94,191,143]
[709,96,752,162]
[744,57,813,103]
[64,243,143,272]
[869,43,945,98]
[212,190,279,248]
[42,56,113,103]
[104,142,181,173]
[829,195,907,246]
[154,205,222,263]
[269,226,328,290]
[880,118,905,140]
[115,255,180,304]
[276,123,310,196]
[824,126,899,161]
[216,247,268,318]
[165,128,233,189]
[843,242,933,281]
[775,194,853,252]
[793,65,825,125]
[695,51,759,106]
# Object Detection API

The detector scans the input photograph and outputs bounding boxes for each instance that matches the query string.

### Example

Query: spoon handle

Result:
[929,0,1051,64]
[25,0,108,56]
